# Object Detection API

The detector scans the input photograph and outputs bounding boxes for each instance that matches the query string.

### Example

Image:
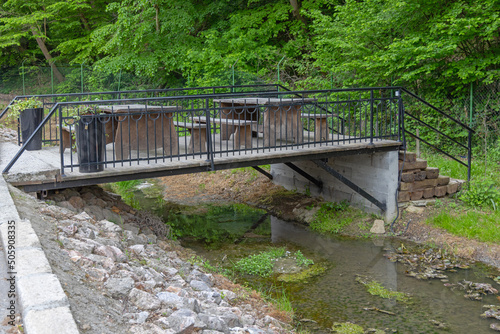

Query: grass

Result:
[421,149,500,186]
[427,209,500,243]
[309,201,366,234]
[233,247,314,277]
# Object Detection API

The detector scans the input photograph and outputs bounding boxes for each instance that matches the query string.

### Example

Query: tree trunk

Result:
[30,27,65,83]
[154,4,160,32]
[289,0,307,25]
[79,13,91,31]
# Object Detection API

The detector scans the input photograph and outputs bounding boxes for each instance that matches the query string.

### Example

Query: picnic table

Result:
[213,97,316,146]
[98,104,179,160]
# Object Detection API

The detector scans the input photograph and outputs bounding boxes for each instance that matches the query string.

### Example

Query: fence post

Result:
[469,82,473,127]
[117,69,122,92]
[81,61,86,93]
[277,56,285,91]
[21,59,27,95]
[231,59,239,91]
[50,60,56,95]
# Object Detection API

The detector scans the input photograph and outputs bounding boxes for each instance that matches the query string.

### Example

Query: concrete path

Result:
[0,137,80,334]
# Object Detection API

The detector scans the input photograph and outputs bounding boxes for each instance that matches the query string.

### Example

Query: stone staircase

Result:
[398,151,464,202]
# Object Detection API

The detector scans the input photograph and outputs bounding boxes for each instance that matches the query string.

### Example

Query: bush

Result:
[460,180,500,210]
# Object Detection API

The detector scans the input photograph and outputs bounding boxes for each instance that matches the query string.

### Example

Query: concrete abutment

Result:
[270,150,399,221]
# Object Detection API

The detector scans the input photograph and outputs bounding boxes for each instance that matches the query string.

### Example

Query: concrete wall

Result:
[271,150,399,221]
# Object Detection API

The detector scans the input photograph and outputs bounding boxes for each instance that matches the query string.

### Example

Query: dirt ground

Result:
[159,169,500,270]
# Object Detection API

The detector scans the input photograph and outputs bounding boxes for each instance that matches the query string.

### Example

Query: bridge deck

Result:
[1,132,401,192]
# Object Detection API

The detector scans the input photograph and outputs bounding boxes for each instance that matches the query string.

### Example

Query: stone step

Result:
[399,158,427,171]
[399,151,416,163]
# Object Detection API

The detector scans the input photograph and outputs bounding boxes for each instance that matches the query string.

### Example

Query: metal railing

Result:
[1,86,474,180]
[0,84,283,146]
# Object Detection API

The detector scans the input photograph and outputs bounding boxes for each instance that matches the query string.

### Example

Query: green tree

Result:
[310,0,500,97]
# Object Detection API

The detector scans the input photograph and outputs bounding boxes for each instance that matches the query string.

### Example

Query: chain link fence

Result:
[1,62,498,158]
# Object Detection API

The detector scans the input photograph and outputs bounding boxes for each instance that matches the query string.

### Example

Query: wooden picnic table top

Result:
[98,104,179,113]
[213,97,316,105]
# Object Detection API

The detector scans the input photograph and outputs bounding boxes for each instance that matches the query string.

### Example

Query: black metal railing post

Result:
[370,90,374,144]
[467,130,472,182]
[3,104,59,174]
[59,105,65,176]
[396,89,403,145]
[205,98,215,170]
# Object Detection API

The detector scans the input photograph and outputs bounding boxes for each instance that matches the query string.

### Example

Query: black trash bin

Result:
[76,115,105,173]
[20,108,44,151]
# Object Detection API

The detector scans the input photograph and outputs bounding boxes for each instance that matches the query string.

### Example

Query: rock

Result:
[130,323,174,334]
[370,219,385,234]
[191,280,211,291]
[240,314,256,326]
[109,246,127,263]
[69,196,85,209]
[61,237,96,254]
[100,219,123,232]
[135,311,150,324]
[166,309,198,333]
[106,276,135,298]
[157,292,184,307]
[184,298,201,313]
[58,201,77,212]
[129,245,146,256]
[220,312,241,328]
[86,268,108,282]
[492,323,500,332]
[95,245,117,260]
[220,290,237,302]
[129,288,162,311]
[198,313,228,333]
[406,205,424,214]
[72,211,94,222]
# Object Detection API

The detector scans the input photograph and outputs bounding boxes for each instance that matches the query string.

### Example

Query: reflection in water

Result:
[270,216,496,333]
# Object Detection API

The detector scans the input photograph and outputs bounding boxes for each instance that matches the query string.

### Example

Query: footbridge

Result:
[0,85,473,220]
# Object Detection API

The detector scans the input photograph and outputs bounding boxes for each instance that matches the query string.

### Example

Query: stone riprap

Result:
[10,185,292,334]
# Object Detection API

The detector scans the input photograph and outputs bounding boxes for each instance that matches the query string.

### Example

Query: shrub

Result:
[460,180,500,210]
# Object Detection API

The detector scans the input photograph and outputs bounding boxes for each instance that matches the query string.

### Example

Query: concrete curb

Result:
[0,175,80,334]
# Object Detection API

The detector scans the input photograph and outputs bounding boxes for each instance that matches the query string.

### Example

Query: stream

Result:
[132,182,500,333]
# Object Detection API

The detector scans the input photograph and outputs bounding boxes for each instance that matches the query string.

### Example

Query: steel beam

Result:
[312,159,386,211]
[252,166,273,180]
[285,162,323,189]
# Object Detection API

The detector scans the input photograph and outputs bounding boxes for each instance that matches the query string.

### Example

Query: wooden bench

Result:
[191,117,258,149]
[301,113,337,141]
[173,121,208,153]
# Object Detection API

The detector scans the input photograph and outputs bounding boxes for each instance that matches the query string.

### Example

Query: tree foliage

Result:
[0,0,498,96]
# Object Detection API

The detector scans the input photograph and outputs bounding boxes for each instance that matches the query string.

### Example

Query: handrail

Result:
[400,87,474,133]
[1,86,473,183]
[2,103,60,173]
[400,87,473,181]
[0,83,282,123]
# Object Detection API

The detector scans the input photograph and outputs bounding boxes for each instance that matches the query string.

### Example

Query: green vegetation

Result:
[264,286,294,314]
[234,247,286,277]
[309,201,366,234]
[331,322,364,334]
[427,210,500,243]
[278,263,326,283]
[234,247,315,277]
[460,179,500,210]
[356,276,410,302]
[168,204,268,247]
[109,180,144,208]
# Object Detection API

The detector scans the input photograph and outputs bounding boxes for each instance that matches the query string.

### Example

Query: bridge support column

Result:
[270,150,399,221]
